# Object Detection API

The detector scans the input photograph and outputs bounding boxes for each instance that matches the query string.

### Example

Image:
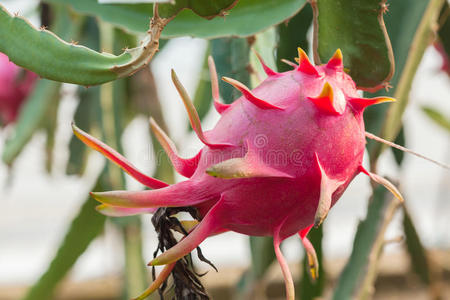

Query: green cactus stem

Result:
[311,0,394,91]
[0,4,170,86]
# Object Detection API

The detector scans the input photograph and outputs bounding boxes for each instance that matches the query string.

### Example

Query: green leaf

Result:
[45,0,307,38]
[2,79,61,165]
[21,176,108,300]
[421,106,450,132]
[312,0,394,90]
[211,37,250,103]
[332,186,402,300]
[276,3,313,72]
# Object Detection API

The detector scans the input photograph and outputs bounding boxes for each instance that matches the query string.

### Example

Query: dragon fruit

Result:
[72,48,403,300]
[0,53,37,125]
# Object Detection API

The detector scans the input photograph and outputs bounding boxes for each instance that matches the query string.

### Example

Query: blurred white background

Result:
[0,0,449,289]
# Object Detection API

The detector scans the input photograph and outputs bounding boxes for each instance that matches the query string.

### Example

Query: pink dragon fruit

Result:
[0,53,38,125]
[72,48,403,300]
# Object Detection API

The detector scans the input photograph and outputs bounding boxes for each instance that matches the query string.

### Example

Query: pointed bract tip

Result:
[208,56,230,114]
[360,167,405,203]
[326,48,343,69]
[222,76,283,110]
[296,48,319,76]
[149,117,158,129]
[306,252,319,281]
[252,49,278,77]
[71,122,90,144]
[170,68,177,81]
[349,96,396,111]
[149,117,164,141]
[296,47,309,63]
[132,263,176,300]
[207,56,216,72]
[148,259,158,266]
[90,191,123,205]
[71,122,79,133]
[318,82,333,99]
[307,82,340,115]
[90,191,102,202]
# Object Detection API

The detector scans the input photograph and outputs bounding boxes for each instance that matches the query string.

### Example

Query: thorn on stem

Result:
[383,82,393,91]
[153,3,160,19]
[380,2,390,14]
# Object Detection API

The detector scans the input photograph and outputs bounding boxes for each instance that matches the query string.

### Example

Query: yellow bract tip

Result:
[318,81,334,99]
[297,47,310,63]
[326,48,344,69]
[331,48,343,61]
[377,97,396,103]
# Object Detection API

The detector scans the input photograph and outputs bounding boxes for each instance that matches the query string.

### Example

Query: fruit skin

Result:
[0,53,37,125]
[73,48,397,300]
[434,42,450,76]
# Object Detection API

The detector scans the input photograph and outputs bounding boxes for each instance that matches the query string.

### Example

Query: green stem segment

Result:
[123,219,148,298]
[0,4,169,86]
[372,0,445,160]
[99,21,123,187]
[332,187,402,300]
[311,0,394,90]
[98,22,148,299]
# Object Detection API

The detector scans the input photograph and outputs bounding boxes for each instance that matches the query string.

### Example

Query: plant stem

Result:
[99,21,148,299]
[357,195,402,300]
[99,21,122,188]
[374,0,445,159]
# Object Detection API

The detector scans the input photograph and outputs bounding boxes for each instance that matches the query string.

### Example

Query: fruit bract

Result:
[73,48,403,300]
